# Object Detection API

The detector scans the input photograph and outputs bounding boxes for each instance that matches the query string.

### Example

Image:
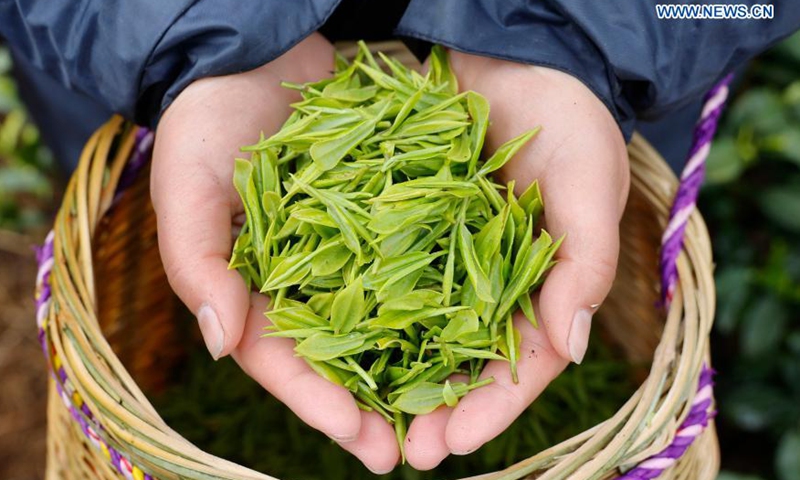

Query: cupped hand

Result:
[404,51,630,469]
[151,33,399,474]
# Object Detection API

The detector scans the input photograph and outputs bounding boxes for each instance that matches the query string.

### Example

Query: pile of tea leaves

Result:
[151,332,635,479]
[230,42,561,449]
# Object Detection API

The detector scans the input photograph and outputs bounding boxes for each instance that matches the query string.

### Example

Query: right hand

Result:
[404,50,629,470]
[150,33,401,474]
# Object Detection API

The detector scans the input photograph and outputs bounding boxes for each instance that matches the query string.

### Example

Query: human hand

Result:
[404,51,630,469]
[151,33,399,474]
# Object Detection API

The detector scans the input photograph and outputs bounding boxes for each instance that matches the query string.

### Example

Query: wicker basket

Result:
[37,45,720,480]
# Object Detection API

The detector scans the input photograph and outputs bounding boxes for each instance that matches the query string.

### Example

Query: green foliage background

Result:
[0,48,54,233]
[702,33,800,480]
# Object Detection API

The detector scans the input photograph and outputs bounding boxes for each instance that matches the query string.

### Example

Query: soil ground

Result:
[0,232,48,480]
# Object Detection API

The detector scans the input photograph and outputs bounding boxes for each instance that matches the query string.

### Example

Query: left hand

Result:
[151,34,400,474]
[404,51,630,469]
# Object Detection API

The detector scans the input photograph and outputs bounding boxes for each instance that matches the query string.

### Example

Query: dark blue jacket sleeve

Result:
[0,0,341,127]
[396,0,800,139]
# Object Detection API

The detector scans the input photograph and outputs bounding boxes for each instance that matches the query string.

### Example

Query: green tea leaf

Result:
[310,243,352,276]
[228,44,559,453]
[331,277,365,334]
[457,223,494,303]
[371,306,468,330]
[309,104,384,171]
[307,292,335,318]
[266,306,329,330]
[378,289,443,314]
[392,379,492,414]
[442,380,459,407]
[295,332,368,361]
[518,180,543,218]
[477,128,539,177]
[450,347,506,361]
[363,251,440,290]
[391,382,448,415]
[506,314,521,382]
[496,231,556,320]
[261,253,312,291]
[429,45,458,95]
[517,293,537,327]
[322,83,378,103]
[466,92,490,176]
[441,309,480,342]
[233,158,265,257]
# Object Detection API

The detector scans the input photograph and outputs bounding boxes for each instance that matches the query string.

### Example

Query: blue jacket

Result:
[2,0,799,148]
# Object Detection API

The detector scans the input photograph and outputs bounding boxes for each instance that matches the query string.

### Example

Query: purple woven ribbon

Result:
[660,74,734,307]
[617,367,716,479]
[115,127,153,198]
[619,74,733,479]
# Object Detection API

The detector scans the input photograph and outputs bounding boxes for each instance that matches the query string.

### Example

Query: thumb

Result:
[538,181,624,365]
[151,135,249,361]
[539,236,618,364]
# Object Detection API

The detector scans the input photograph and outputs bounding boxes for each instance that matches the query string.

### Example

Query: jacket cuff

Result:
[138,0,341,127]
[395,0,635,140]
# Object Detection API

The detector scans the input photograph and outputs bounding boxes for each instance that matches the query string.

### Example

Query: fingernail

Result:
[197,304,224,360]
[451,446,478,455]
[568,309,592,364]
[329,432,358,443]
[366,465,393,475]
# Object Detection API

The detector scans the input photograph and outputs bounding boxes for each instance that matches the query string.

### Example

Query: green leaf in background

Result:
[762,130,800,168]
[714,267,753,334]
[723,385,796,432]
[0,165,50,197]
[0,47,55,234]
[717,472,768,480]
[728,89,788,136]
[0,77,18,113]
[759,186,800,233]
[706,137,746,184]
[739,294,789,358]
[775,429,800,480]
[0,48,20,113]
[784,81,800,123]
[788,332,800,355]
[772,33,800,65]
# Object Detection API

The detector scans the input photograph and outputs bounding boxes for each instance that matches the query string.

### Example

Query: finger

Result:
[336,410,401,475]
[468,64,628,365]
[535,136,628,364]
[151,33,335,360]
[404,371,469,470]
[232,294,362,441]
[152,123,251,361]
[404,406,452,470]
[445,310,569,454]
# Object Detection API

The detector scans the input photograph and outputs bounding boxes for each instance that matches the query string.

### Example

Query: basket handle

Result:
[620,73,734,479]
[660,73,734,308]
